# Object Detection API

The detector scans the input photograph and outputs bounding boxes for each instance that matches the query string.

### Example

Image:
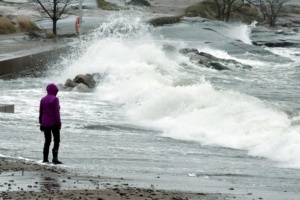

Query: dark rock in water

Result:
[250,26,300,47]
[209,62,230,70]
[179,48,252,70]
[65,73,104,89]
[73,74,96,88]
[179,48,199,54]
[199,52,219,61]
[65,79,78,88]
[65,73,100,89]
[253,41,295,47]
[203,52,252,70]
[126,0,150,6]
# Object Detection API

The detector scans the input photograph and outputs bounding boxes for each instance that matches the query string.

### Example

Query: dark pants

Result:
[43,127,60,161]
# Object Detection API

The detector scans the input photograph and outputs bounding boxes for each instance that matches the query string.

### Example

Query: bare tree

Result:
[213,0,246,22]
[36,0,73,36]
[247,0,289,26]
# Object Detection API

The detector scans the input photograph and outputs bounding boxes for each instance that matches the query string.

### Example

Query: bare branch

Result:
[246,0,289,26]
[35,0,75,35]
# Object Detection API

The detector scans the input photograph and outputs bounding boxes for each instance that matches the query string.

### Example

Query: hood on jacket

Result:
[46,83,59,96]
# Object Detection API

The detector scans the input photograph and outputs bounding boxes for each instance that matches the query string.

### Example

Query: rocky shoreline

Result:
[0,157,231,199]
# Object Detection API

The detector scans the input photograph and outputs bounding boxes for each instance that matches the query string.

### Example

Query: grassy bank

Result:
[148,0,263,27]
[185,0,263,24]
[97,0,120,10]
[0,17,39,34]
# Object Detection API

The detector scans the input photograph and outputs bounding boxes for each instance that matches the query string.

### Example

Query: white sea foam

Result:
[55,17,300,168]
[266,47,300,65]
[229,23,252,45]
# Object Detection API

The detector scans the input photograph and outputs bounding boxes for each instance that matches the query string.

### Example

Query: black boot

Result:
[52,149,62,164]
[43,148,49,163]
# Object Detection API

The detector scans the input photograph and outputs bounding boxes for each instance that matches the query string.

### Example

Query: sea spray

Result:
[228,23,253,45]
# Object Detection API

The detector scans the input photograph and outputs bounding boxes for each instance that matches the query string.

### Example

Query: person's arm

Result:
[39,100,44,131]
[54,98,61,128]
[39,100,43,124]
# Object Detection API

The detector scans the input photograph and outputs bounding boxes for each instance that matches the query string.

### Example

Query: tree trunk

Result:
[269,16,276,26]
[225,3,232,22]
[221,1,226,21]
[53,0,57,36]
[214,0,222,20]
[53,19,57,36]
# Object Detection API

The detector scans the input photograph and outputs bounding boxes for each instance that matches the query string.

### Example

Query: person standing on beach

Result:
[39,83,62,164]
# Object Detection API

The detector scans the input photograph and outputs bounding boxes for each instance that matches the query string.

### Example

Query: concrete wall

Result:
[0,45,71,77]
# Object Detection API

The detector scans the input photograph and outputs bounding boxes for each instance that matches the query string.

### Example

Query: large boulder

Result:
[73,74,96,88]
[65,79,78,88]
[65,73,100,89]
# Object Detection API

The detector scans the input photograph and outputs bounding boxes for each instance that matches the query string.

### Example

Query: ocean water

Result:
[1,16,300,198]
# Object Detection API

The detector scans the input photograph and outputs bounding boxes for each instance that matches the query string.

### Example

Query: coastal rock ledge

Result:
[179,48,252,70]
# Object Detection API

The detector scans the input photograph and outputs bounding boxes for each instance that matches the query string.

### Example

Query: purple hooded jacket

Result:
[39,83,61,128]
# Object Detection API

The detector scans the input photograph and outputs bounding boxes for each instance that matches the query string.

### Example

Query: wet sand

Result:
[0,157,230,199]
